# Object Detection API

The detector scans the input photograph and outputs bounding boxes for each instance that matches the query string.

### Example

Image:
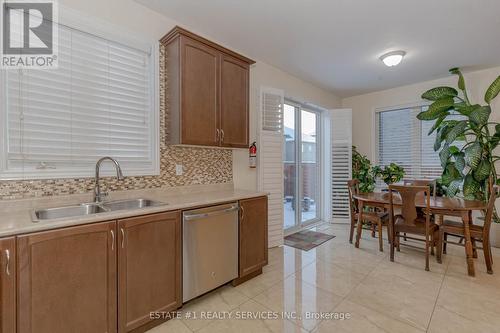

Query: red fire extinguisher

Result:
[249,142,257,168]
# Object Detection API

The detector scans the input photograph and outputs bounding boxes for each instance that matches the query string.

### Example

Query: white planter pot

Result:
[490,222,500,248]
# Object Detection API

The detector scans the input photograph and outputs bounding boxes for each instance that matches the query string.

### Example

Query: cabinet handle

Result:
[221,129,225,143]
[120,228,125,249]
[111,230,115,251]
[5,249,10,276]
[240,206,245,223]
[216,129,220,143]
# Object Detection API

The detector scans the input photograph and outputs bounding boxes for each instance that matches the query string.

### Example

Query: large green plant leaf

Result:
[447,179,462,197]
[469,106,491,125]
[473,160,491,182]
[492,124,500,149]
[456,104,480,116]
[441,163,461,186]
[439,143,450,168]
[416,98,454,120]
[463,174,480,199]
[428,114,447,135]
[455,154,466,175]
[434,122,458,151]
[464,142,482,168]
[421,86,458,101]
[485,76,500,104]
[450,68,465,91]
[445,121,468,144]
[448,145,461,155]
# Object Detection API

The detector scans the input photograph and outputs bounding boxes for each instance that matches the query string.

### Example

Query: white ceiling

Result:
[137,0,500,97]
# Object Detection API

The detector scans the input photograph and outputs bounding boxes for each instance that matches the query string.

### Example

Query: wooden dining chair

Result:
[439,186,499,274]
[402,179,437,241]
[389,184,442,271]
[348,179,389,252]
[403,179,437,197]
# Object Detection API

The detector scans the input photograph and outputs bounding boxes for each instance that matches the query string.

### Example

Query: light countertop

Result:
[0,183,268,238]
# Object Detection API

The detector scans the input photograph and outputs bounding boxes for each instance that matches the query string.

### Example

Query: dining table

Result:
[352,192,487,276]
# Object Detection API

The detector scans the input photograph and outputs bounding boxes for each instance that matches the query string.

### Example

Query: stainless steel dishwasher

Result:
[183,202,239,302]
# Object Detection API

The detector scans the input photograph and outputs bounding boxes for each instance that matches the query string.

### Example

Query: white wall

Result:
[59,0,341,192]
[342,66,500,161]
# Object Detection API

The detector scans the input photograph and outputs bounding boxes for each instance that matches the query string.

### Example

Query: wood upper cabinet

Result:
[238,196,268,277]
[17,222,117,333]
[180,37,219,146]
[220,54,249,148]
[117,211,182,333]
[0,237,15,333]
[161,26,254,148]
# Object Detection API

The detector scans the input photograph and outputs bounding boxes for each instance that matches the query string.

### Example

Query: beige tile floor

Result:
[147,223,500,333]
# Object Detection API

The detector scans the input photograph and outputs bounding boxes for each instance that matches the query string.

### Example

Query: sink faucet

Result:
[94,157,124,203]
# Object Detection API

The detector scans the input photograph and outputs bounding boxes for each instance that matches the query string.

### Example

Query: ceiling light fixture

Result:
[380,51,406,67]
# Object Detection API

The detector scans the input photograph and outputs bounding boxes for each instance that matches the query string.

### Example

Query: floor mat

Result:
[284,230,335,251]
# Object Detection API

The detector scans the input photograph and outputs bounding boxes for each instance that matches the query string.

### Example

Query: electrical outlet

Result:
[175,164,183,176]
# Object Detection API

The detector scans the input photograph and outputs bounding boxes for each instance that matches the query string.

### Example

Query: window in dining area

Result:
[375,105,463,182]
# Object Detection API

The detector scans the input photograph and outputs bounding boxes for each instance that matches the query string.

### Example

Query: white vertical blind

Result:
[376,105,464,181]
[329,109,352,223]
[258,87,284,248]
[2,21,155,179]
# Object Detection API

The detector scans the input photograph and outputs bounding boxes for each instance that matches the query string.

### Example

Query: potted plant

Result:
[372,163,406,187]
[416,68,500,244]
[352,146,376,192]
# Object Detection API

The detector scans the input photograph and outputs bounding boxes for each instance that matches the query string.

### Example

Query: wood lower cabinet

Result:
[238,196,268,278]
[161,26,254,148]
[8,199,266,332]
[0,237,16,333]
[118,212,182,333]
[17,222,117,333]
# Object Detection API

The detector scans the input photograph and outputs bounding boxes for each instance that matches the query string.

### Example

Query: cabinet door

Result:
[0,237,15,333]
[219,54,249,148]
[180,36,219,146]
[118,212,181,333]
[239,197,268,277]
[17,222,117,333]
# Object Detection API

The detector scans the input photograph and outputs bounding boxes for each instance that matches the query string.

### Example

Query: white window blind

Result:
[261,90,283,132]
[2,21,157,179]
[258,86,284,248]
[376,105,463,181]
[329,109,352,222]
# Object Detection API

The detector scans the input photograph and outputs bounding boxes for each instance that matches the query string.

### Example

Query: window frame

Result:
[372,101,441,182]
[0,10,160,180]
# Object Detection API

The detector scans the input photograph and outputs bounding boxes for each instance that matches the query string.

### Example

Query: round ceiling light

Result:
[380,51,406,67]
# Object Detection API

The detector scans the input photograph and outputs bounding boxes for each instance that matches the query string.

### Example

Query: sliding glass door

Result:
[283,102,321,233]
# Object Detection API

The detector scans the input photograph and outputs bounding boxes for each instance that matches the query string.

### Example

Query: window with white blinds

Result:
[376,105,460,181]
[1,20,157,179]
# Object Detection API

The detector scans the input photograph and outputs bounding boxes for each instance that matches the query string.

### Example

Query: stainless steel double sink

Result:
[32,199,167,222]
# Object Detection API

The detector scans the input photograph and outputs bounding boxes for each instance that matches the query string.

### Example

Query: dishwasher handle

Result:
[184,204,239,221]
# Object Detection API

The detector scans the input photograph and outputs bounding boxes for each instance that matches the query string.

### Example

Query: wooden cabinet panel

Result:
[0,237,15,333]
[239,196,268,277]
[220,54,249,148]
[180,37,219,146]
[118,212,182,333]
[161,26,254,148]
[17,222,117,333]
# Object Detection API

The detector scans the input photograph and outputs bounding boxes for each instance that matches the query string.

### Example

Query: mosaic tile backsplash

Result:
[0,46,233,200]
